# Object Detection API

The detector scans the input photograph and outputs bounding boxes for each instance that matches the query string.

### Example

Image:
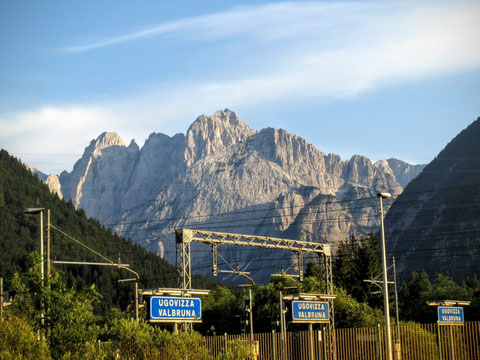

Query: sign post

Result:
[427,300,470,360]
[283,294,334,360]
[143,288,209,329]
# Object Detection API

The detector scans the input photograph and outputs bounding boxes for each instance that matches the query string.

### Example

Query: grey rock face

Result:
[45,174,63,199]
[57,109,423,281]
[185,109,256,166]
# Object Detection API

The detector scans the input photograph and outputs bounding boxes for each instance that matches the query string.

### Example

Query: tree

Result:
[9,253,101,359]
[398,271,433,323]
[333,287,384,328]
[201,285,242,335]
[333,233,382,307]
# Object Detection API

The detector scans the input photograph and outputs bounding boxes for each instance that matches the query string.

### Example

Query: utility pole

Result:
[0,277,3,322]
[378,193,393,360]
[248,289,254,344]
[47,209,51,279]
[393,258,400,335]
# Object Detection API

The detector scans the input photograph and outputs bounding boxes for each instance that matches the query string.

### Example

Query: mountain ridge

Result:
[37,109,424,281]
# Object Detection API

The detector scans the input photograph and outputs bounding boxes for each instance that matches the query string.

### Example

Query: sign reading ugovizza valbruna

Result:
[291,300,330,323]
[149,296,202,322]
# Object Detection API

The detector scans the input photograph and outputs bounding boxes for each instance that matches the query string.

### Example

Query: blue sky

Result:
[1,0,479,174]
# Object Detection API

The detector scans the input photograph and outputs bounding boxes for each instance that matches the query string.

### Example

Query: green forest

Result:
[1,149,480,359]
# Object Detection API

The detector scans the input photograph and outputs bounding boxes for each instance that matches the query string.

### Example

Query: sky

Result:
[1,0,479,175]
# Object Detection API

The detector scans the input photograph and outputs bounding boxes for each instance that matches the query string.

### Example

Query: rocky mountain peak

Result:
[90,132,125,157]
[185,109,256,166]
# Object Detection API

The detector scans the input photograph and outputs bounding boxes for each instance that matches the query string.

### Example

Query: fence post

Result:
[0,278,3,322]
[272,330,276,360]
[436,322,443,360]
[322,328,327,360]
[309,323,315,360]
[224,332,228,354]
[377,324,383,360]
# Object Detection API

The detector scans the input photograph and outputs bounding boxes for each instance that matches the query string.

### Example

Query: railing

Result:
[203,321,480,360]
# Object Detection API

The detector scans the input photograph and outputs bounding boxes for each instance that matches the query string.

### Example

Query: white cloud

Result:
[3,0,480,174]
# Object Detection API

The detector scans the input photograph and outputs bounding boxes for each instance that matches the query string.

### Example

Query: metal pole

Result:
[309,323,314,360]
[279,291,284,336]
[437,322,443,360]
[393,257,401,360]
[272,330,276,360]
[249,289,254,344]
[0,277,3,322]
[39,210,45,330]
[377,324,383,360]
[379,194,393,360]
[135,281,139,323]
[393,257,400,340]
[449,325,455,360]
[279,291,286,359]
[40,210,44,283]
[47,210,51,279]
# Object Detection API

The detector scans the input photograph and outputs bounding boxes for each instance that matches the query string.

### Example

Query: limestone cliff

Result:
[57,110,424,279]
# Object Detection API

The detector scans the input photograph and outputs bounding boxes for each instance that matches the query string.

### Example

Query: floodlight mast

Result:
[377,193,393,360]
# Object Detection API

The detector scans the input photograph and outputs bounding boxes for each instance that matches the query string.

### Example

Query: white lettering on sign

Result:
[157,298,195,308]
[441,308,460,315]
[157,309,197,318]
[297,302,326,311]
[297,311,328,319]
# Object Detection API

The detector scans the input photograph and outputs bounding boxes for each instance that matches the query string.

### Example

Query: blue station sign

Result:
[437,306,464,325]
[149,296,202,322]
[291,300,330,323]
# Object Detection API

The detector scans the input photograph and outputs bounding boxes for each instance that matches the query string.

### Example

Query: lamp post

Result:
[24,208,46,282]
[377,193,393,360]
[24,207,46,330]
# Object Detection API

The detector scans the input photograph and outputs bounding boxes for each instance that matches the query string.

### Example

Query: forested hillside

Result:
[0,149,212,312]
[385,117,480,281]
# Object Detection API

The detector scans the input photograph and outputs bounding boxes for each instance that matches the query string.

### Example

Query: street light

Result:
[24,208,46,281]
[377,192,393,360]
[24,207,47,331]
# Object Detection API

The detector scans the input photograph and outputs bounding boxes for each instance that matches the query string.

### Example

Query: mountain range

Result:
[39,109,424,281]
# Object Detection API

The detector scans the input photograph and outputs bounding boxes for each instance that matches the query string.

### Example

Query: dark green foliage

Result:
[0,149,211,313]
[200,285,243,335]
[333,287,384,328]
[9,254,100,359]
[333,233,382,307]
[399,271,480,322]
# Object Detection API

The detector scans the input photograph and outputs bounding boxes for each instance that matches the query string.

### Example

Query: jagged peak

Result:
[81,132,125,158]
[189,109,252,132]
[348,154,371,163]
[95,132,125,149]
[127,139,139,152]
[185,109,256,166]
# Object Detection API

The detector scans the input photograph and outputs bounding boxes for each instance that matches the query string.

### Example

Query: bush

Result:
[217,339,253,360]
[0,314,51,359]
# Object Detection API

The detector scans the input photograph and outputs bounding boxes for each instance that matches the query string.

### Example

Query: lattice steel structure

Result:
[175,229,335,326]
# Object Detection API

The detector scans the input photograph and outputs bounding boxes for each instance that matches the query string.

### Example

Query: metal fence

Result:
[203,321,480,360]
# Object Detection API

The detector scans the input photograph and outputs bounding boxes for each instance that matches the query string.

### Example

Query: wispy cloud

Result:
[4,0,480,174]
[57,1,396,53]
